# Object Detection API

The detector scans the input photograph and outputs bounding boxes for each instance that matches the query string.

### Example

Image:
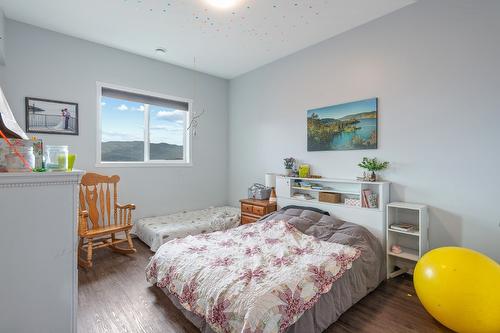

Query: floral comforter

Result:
[146,219,361,333]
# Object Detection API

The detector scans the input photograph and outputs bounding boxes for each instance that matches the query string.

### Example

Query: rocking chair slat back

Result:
[85,186,100,229]
[114,182,118,224]
[80,173,121,232]
[106,183,111,226]
[79,187,86,233]
[79,186,85,214]
[99,185,105,225]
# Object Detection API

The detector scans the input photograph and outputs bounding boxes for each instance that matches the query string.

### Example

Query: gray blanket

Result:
[163,207,385,333]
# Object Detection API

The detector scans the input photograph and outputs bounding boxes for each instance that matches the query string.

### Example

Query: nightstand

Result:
[240,198,277,225]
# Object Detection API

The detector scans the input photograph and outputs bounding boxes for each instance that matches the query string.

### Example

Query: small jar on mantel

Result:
[44,145,69,172]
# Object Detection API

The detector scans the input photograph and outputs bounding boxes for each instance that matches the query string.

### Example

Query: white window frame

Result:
[96,82,192,167]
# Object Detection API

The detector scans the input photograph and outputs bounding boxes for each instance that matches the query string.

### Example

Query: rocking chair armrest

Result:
[115,203,135,225]
[115,203,136,210]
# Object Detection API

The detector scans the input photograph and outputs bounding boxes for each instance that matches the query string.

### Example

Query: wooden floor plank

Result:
[78,240,451,333]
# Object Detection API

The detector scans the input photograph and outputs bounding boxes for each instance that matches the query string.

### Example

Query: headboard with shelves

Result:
[276,176,390,247]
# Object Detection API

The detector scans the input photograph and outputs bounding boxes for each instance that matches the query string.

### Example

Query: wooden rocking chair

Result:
[78,172,136,268]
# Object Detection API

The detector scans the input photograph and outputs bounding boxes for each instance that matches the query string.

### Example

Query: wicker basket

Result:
[318,192,341,204]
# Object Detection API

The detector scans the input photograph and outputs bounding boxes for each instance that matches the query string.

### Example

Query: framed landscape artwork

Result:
[307,98,378,151]
[25,97,79,135]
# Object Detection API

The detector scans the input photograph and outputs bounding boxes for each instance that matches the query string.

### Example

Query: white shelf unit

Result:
[276,176,390,247]
[386,202,429,279]
[277,176,389,210]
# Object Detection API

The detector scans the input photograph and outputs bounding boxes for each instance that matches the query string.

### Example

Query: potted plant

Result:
[358,157,389,181]
[283,157,295,176]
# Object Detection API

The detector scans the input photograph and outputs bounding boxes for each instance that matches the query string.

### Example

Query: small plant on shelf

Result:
[358,157,389,181]
[283,157,295,176]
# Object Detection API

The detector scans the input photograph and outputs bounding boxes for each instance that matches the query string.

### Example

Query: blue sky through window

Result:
[101,96,185,146]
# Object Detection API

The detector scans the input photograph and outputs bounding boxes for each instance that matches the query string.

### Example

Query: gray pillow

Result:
[304,224,336,240]
[287,216,316,233]
[299,209,326,221]
[303,217,343,240]
[280,209,327,232]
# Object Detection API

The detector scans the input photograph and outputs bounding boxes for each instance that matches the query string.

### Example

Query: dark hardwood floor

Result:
[78,240,451,333]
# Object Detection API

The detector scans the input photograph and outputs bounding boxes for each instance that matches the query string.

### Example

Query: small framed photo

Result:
[25,97,79,135]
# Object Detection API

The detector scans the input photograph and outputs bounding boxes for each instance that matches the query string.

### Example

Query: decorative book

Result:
[362,189,378,208]
[390,223,418,232]
[368,193,378,208]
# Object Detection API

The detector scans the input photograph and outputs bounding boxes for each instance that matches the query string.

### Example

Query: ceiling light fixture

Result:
[155,47,167,55]
[204,0,240,9]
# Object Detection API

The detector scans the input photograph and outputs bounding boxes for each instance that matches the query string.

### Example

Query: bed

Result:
[146,206,384,333]
[131,206,240,251]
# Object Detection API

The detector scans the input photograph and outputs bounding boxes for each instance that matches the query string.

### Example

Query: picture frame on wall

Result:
[307,97,378,151]
[25,97,79,135]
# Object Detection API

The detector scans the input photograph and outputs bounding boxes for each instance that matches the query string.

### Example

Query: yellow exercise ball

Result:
[414,247,500,333]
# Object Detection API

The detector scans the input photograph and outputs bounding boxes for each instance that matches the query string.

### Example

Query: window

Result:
[97,83,191,166]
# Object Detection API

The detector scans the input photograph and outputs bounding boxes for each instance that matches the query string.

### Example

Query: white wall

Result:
[0,9,5,65]
[0,19,229,219]
[228,0,500,261]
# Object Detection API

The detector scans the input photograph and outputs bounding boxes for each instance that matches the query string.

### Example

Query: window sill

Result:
[95,161,193,168]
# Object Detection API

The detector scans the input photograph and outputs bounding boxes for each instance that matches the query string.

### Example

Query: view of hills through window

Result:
[100,96,185,162]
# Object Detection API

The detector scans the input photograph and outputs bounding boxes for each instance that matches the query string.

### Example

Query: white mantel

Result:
[0,171,83,333]
[0,170,83,187]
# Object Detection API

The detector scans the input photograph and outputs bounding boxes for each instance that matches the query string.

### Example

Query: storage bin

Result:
[318,192,341,204]
[0,139,42,171]
[5,146,35,172]
[248,183,271,200]
[345,197,361,207]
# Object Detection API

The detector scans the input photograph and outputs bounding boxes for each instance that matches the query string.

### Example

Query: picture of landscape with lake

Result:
[307,98,378,151]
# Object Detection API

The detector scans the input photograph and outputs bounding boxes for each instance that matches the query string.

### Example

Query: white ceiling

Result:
[0,0,415,78]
